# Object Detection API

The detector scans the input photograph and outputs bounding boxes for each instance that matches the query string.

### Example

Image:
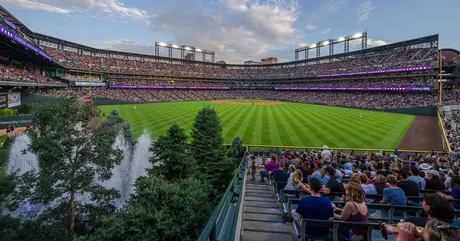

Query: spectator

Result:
[292,177,333,238]
[284,169,310,195]
[271,162,289,183]
[373,174,390,202]
[381,174,406,205]
[322,166,344,199]
[426,170,445,190]
[321,145,332,160]
[359,174,377,203]
[395,169,421,204]
[259,155,279,182]
[333,182,369,240]
[408,166,426,189]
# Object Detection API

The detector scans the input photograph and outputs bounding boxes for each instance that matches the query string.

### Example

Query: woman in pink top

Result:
[259,154,280,182]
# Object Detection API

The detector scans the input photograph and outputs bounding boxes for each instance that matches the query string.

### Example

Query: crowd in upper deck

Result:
[44,46,437,80]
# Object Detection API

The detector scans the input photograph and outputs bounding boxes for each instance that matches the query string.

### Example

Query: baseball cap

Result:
[419,163,432,170]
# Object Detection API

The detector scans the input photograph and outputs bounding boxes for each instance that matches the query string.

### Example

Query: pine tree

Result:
[190,106,233,187]
[149,123,196,180]
[22,98,124,239]
[227,137,245,166]
[76,176,214,241]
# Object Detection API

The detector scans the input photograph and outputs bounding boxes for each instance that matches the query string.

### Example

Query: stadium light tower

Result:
[155,42,215,62]
[295,32,367,61]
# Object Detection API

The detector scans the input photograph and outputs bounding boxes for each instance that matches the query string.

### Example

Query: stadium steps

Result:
[240,157,296,241]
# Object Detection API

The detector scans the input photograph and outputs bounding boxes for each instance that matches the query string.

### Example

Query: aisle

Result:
[239,157,296,241]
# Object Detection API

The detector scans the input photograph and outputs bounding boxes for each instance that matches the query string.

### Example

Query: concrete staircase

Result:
[240,157,296,241]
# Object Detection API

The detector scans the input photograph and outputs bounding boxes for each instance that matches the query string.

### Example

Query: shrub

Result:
[0,108,16,116]
[18,104,31,115]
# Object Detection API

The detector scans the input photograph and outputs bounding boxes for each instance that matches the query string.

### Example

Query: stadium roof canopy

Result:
[0,6,33,35]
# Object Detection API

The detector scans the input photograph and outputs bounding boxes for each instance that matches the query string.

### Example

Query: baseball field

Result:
[99,100,415,149]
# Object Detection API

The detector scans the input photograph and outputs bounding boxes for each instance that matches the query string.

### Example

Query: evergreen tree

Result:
[227,137,245,166]
[149,123,196,180]
[101,109,136,148]
[76,176,214,241]
[19,98,124,239]
[190,106,233,187]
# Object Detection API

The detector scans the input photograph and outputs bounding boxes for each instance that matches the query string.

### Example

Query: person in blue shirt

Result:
[381,174,406,205]
[292,177,333,237]
[313,162,329,184]
[408,166,426,189]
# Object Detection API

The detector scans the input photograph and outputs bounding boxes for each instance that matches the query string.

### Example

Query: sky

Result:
[0,0,459,64]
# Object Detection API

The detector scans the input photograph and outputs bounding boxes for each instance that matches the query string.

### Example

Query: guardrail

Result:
[438,111,452,152]
[245,144,443,155]
[197,147,248,241]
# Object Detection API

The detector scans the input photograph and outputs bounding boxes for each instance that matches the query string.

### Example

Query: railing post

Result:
[210,224,217,240]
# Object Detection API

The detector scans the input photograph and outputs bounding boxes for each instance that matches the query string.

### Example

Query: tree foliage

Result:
[227,137,245,166]
[13,98,124,239]
[149,123,196,180]
[190,106,233,187]
[77,176,214,241]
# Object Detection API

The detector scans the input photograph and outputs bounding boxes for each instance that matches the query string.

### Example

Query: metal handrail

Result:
[246,144,444,154]
[438,111,452,152]
[197,148,247,241]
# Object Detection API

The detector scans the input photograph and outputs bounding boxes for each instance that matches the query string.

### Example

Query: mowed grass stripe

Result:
[280,104,336,147]
[241,105,260,145]
[265,106,282,146]
[236,105,259,145]
[294,104,390,143]
[100,100,416,149]
[250,105,264,145]
[261,106,273,145]
[284,104,349,147]
[270,105,298,146]
[289,104,376,147]
[223,105,254,139]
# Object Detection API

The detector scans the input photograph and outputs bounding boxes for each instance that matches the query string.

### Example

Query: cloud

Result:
[1,0,71,14]
[350,38,389,47]
[104,39,156,55]
[321,28,331,34]
[305,23,316,31]
[357,1,375,23]
[0,0,149,22]
[367,39,389,46]
[148,0,301,63]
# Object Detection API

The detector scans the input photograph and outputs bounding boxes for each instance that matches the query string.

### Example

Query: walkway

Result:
[240,157,296,241]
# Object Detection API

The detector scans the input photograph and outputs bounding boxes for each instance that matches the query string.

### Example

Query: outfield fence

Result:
[242,144,445,156]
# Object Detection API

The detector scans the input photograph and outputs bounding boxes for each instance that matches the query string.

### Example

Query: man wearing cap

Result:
[425,169,445,190]
[322,166,344,200]
[321,145,332,161]
[395,169,420,204]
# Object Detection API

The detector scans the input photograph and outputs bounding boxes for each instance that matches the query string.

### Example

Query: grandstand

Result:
[2,4,460,241]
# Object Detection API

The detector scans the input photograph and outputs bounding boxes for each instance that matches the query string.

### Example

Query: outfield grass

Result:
[99,100,415,149]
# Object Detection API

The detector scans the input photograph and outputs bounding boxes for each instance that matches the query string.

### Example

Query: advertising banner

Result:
[7,93,21,108]
[74,82,106,87]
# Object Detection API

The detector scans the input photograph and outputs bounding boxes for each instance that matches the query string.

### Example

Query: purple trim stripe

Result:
[317,66,432,78]
[275,87,431,91]
[0,24,52,61]
[110,85,231,90]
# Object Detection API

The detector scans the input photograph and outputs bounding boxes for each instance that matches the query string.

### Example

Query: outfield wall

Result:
[20,93,439,116]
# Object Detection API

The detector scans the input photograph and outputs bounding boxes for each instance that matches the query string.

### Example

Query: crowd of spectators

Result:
[0,63,63,84]
[272,77,435,88]
[251,147,460,240]
[30,88,459,109]
[45,46,437,80]
[108,77,435,89]
[65,73,101,82]
[443,113,460,152]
